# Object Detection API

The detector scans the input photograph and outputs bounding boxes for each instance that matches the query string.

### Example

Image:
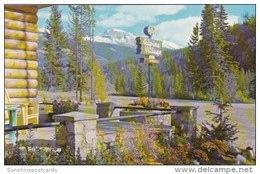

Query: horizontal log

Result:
[5,29,38,41]
[5,69,38,79]
[5,39,38,51]
[5,19,38,32]
[5,79,38,88]
[5,59,38,69]
[5,49,37,60]
[10,97,38,104]
[5,10,38,23]
[5,6,38,14]
[6,88,37,98]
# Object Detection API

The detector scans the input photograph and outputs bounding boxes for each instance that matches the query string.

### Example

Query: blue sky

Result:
[37,5,255,47]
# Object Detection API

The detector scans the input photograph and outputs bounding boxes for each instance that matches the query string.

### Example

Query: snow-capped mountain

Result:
[85,28,181,50]
[38,28,181,65]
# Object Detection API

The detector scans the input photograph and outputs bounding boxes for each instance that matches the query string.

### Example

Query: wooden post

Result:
[148,63,151,98]
[5,104,20,144]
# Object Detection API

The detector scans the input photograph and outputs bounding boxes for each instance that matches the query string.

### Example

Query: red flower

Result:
[152,131,158,136]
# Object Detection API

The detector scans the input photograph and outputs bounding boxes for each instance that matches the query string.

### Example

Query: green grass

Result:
[82,108,96,114]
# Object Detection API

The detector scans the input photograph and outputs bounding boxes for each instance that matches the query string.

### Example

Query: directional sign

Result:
[136,37,162,56]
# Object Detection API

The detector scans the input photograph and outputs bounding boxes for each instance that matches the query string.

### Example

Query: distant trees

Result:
[135,65,146,97]
[230,14,256,99]
[86,60,107,101]
[41,5,68,92]
[105,5,255,103]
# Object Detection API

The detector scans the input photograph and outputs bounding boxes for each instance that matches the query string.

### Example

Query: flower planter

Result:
[119,110,171,126]
[96,102,115,118]
[170,106,197,139]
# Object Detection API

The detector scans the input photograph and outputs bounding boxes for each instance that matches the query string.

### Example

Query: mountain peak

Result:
[86,28,181,50]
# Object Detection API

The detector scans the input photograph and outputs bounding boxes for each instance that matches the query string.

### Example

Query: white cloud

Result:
[97,13,136,28]
[61,14,70,22]
[97,5,186,28]
[227,15,239,25]
[37,11,50,19]
[37,11,69,22]
[155,15,239,47]
[155,16,201,47]
[117,5,186,17]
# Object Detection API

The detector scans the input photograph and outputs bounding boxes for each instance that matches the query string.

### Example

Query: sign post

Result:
[136,26,162,98]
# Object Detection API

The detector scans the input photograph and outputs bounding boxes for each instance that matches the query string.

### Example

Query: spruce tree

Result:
[42,5,68,91]
[68,5,92,101]
[201,100,238,142]
[185,23,206,95]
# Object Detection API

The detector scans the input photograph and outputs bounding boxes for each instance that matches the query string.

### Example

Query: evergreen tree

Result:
[185,23,206,95]
[173,65,185,98]
[188,5,239,101]
[68,5,92,101]
[87,60,107,101]
[201,100,238,142]
[152,66,165,98]
[115,74,124,94]
[42,5,68,91]
[37,70,46,91]
[200,5,222,98]
[135,65,146,96]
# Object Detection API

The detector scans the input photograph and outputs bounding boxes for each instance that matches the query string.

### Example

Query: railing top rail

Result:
[96,110,176,122]
[114,106,173,111]
[4,122,60,132]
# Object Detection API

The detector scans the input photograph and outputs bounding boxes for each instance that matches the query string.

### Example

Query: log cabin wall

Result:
[5,5,39,116]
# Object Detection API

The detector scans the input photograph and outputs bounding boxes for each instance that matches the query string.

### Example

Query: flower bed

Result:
[127,97,170,109]
[120,97,171,125]
[53,100,81,114]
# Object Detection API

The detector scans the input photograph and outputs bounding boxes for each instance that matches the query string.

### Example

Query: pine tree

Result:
[152,66,165,98]
[196,5,239,101]
[173,65,185,98]
[185,23,206,95]
[201,100,238,142]
[115,74,124,94]
[87,60,107,101]
[68,5,92,101]
[42,5,68,91]
[200,5,222,98]
[135,65,146,97]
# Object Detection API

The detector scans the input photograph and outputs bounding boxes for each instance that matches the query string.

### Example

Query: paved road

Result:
[108,96,256,151]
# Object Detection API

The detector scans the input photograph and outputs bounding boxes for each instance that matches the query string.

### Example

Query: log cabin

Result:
[5,5,50,125]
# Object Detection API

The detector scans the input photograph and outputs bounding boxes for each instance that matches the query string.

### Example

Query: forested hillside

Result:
[104,6,255,102]
[38,5,255,103]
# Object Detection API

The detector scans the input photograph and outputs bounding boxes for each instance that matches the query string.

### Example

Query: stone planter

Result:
[119,110,171,126]
[96,102,115,118]
[170,106,198,139]
[39,112,54,123]
[53,112,99,158]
